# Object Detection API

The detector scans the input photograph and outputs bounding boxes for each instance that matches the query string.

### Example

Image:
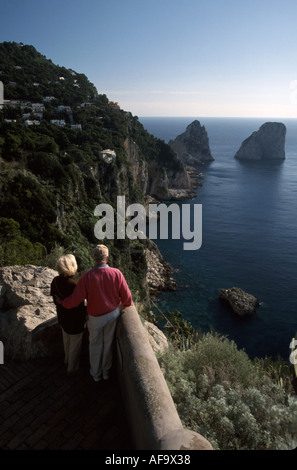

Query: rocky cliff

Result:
[0,265,61,360]
[0,41,196,291]
[234,122,286,160]
[168,120,214,166]
[124,138,193,201]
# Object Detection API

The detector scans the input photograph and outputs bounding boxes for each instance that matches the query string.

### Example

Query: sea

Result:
[139,116,297,361]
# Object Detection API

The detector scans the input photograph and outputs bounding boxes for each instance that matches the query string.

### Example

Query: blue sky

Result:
[1,0,297,117]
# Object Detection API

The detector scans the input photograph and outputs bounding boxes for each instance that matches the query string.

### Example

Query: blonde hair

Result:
[93,244,109,265]
[56,254,78,277]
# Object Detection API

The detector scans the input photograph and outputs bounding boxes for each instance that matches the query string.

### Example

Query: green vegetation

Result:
[0,218,46,266]
[154,309,297,450]
[0,41,180,300]
[0,42,97,104]
[2,42,296,450]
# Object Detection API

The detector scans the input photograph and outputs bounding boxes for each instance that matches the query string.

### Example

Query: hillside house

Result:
[99,149,116,164]
[50,119,66,127]
[108,101,120,111]
[24,120,40,127]
[57,105,72,113]
[32,103,45,112]
[43,96,56,102]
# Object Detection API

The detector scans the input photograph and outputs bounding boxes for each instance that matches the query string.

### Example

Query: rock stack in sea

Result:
[219,287,259,316]
[169,120,214,166]
[234,122,286,160]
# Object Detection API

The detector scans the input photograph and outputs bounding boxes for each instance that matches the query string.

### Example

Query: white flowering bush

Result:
[157,332,297,450]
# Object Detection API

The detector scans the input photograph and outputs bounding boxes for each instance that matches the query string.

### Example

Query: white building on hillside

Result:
[50,119,66,127]
[24,120,40,127]
[99,149,116,164]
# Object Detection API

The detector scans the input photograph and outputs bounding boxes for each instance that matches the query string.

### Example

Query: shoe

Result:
[103,371,110,380]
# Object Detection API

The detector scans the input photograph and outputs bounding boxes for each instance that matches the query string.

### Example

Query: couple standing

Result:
[51,244,133,381]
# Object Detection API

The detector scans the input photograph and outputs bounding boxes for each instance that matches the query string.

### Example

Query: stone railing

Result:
[115,305,213,451]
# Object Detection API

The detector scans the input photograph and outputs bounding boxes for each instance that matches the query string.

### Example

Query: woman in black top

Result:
[51,254,86,376]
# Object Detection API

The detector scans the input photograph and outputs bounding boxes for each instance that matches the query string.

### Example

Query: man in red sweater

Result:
[62,244,133,382]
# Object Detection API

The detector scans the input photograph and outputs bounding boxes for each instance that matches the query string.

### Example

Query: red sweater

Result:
[62,266,132,316]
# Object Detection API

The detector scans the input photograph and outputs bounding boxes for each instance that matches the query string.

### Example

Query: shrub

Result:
[157,332,297,450]
[0,217,47,266]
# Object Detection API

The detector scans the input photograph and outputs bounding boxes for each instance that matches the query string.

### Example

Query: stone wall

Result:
[0,264,213,450]
[115,305,213,450]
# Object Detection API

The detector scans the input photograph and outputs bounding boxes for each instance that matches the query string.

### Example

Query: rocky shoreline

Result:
[138,237,177,299]
[166,165,204,200]
[144,246,176,299]
[142,164,203,298]
[142,162,204,298]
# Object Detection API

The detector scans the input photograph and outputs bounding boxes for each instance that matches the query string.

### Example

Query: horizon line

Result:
[137,115,297,120]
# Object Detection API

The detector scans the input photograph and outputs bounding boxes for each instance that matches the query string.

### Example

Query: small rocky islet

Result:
[234,122,286,161]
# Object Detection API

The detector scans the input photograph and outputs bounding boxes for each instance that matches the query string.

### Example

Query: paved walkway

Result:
[0,354,132,450]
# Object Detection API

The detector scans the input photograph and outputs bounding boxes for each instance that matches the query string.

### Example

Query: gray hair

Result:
[93,244,109,265]
[56,254,78,277]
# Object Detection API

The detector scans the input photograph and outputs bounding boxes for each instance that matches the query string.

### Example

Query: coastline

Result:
[167,165,204,201]
[143,163,203,299]
[142,238,177,300]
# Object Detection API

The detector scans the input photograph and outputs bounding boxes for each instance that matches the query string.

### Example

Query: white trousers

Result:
[62,328,84,373]
[87,307,120,380]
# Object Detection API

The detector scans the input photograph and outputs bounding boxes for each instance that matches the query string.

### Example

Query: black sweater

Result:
[50,275,86,334]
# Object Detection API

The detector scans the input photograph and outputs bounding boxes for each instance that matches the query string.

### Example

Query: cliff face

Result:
[168,120,214,166]
[123,138,148,196]
[235,122,286,160]
[145,159,193,200]
[123,137,193,202]
[0,41,197,298]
